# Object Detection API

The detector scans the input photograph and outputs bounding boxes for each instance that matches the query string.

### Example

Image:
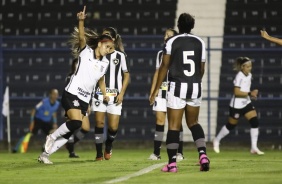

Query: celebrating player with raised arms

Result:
[38,6,113,164]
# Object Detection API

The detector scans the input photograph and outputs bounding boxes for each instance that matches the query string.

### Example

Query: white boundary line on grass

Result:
[104,162,166,184]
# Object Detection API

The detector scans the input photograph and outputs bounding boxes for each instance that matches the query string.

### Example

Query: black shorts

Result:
[229,103,255,119]
[61,90,89,116]
[31,118,53,135]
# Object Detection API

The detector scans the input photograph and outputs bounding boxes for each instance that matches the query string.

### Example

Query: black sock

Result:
[190,124,206,158]
[95,127,104,158]
[96,143,103,158]
[66,142,74,154]
[74,129,88,144]
[166,130,179,164]
[178,126,183,154]
[154,124,164,156]
[105,129,118,152]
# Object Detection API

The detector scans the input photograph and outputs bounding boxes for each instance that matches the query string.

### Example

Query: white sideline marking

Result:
[104,162,166,184]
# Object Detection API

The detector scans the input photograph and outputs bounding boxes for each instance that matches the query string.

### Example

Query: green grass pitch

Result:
[0,147,281,184]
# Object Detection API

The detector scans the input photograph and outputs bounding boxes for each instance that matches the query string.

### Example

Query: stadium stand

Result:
[1,0,281,142]
[0,0,177,140]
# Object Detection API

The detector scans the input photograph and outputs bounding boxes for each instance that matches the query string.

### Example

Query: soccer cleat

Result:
[199,154,210,171]
[213,139,220,153]
[38,154,53,164]
[95,157,103,161]
[104,150,112,160]
[250,148,265,155]
[176,153,184,162]
[148,153,161,160]
[69,152,79,158]
[161,162,177,173]
[44,135,55,154]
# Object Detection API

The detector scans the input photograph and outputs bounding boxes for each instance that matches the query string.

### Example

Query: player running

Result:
[38,6,113,164]
[213,57,264,155]
[65,58,92,158]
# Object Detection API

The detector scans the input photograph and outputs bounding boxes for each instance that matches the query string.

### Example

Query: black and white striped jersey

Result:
[65,45,109,103]
[155,50,168,99]
[93,50,129,104]
[163,33,206,99]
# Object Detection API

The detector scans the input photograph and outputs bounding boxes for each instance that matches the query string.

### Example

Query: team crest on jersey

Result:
[95,101,100,106]
[113,58,119,65]
[73,100,80,107]
[234,113,240,119]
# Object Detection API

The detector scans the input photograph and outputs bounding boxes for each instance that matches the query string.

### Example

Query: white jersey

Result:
[93,50,129,104]
[65,45,109,103]
[155,50,168,99]
[229,71,252,109]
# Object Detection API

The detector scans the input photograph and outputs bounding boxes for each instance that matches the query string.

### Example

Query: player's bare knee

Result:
[226,122,237,130]
[108,125,118,132]
[96,121,105,128]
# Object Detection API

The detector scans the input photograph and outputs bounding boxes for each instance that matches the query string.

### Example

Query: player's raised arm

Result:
[77,6,87,49]
[260,30,282,46]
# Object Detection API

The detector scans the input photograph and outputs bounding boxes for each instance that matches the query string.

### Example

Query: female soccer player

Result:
[38,6,113,164]
[148,28,185,161]
[65,58,91,158]
[149,13,210,172]
[213,57,264,155]
[64,27,129,159]
[92,27,130,161]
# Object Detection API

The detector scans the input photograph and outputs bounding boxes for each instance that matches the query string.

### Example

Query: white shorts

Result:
[91,99,122,115]
[167,91,202,109]
[153,97,167,112]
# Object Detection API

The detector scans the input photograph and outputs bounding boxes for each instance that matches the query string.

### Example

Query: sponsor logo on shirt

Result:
[77,87,91,98]
[96,88,119,97]
[160,82,168,90]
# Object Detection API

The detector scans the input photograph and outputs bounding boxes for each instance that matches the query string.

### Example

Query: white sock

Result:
[215,125,230,142]
[49,137,68,155]
[51,123,70,139]
[250,128,259,150]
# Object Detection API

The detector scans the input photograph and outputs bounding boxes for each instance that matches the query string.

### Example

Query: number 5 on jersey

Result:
[183,51,195,76]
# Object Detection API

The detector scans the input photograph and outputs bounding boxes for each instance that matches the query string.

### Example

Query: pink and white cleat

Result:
[161,162,178,173]
[199,154,210,171]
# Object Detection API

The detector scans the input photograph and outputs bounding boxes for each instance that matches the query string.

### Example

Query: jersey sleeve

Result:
[35,101,43,110]
[155,51,162,69]
[121,53,129,73]
[163,39,173,55]
[200,38,206,62]
[233,72,242,87]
